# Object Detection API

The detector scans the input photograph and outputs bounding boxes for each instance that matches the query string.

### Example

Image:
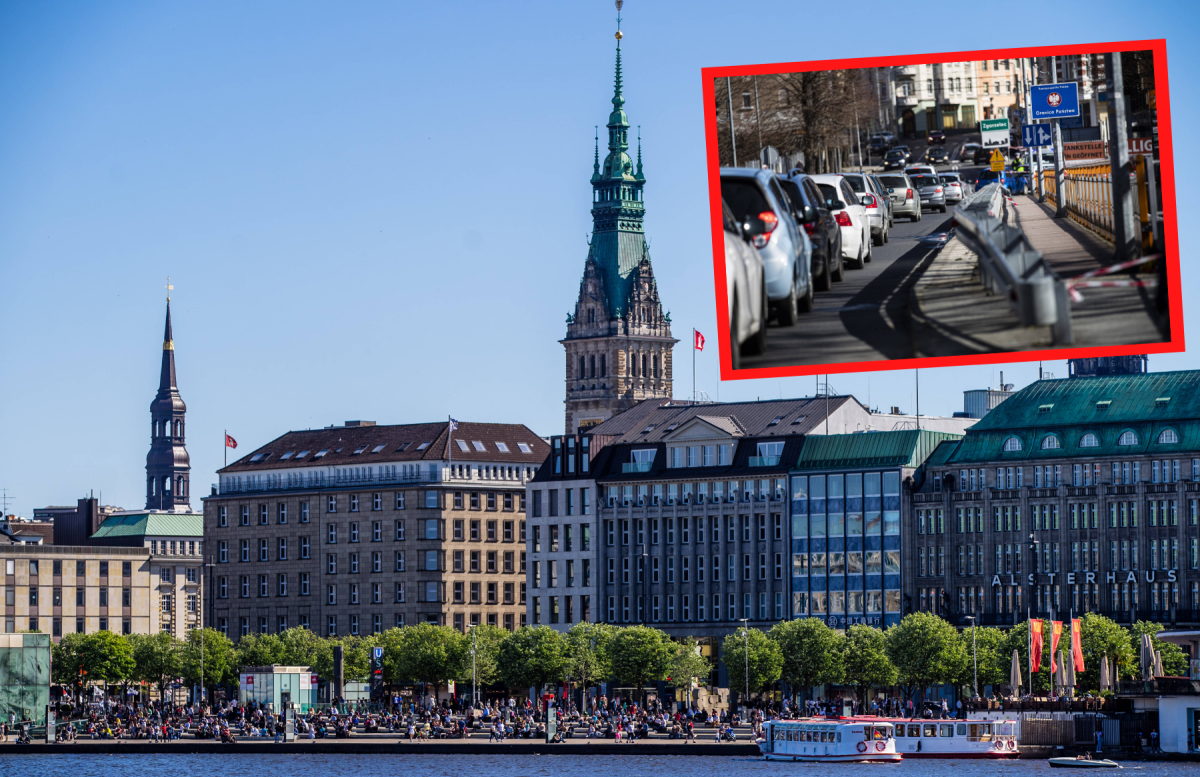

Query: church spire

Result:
[160,300,177,392]
[147,282,190,511]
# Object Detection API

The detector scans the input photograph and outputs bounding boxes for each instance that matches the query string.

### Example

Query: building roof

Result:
[946,371,1200,464]
[89,511,204,540]
[587,396,863,445]
[794,430,963,471]
[219,421,550,474]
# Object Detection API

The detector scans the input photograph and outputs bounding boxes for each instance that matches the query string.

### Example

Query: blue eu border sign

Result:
[1030,83,1080,120]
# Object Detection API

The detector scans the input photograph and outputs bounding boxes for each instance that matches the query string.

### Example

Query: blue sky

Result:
[0,0,1196,518]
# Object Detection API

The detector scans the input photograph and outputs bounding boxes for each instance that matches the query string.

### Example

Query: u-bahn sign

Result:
[980,118,1010,149]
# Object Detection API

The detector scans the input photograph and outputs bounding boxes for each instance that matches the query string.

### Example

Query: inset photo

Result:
[703,41,1181,379]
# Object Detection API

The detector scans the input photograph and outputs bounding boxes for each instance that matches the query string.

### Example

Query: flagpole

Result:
[224,429,227,469]
[692,328,696,403]
[447,415,453,479]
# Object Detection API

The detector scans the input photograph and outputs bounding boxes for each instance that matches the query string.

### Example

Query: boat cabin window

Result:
[957,724,967,736]
[874,726,889,740]
[907,724,920,737]
[1000,723,1014,736]
[894,726,905,738]
[940,724,954,737]
[923,723,937,737]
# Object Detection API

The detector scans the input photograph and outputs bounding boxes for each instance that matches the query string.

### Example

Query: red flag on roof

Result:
[694,330,705,351]
[225,434,238,449]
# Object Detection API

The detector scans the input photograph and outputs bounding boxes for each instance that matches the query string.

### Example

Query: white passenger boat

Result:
[759,718,901,762]
[884,717,1020,758]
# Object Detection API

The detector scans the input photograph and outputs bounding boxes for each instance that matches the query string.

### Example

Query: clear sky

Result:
[1,1,1196,518]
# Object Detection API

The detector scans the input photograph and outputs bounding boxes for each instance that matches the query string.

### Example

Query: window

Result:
[1079,433,1099,448]
[1118,430,1139,446]
[1003,437,1022,452]
[1159,429,1180,444]
[1041,435,1060,450]
[327,524,337,544]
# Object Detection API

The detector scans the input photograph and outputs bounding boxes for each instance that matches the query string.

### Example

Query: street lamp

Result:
[739,617,750,713]
[964,615,978,701]
[467,624,478,710]
[1027,534,1040,695]
[200,556,216,709]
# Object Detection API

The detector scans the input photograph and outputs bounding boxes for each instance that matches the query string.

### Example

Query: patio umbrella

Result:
[1155,650,1165,678]
[1143,634,1155,680]
[1055,650,1067,693]
[1064,650,1077,689]
[1099,655,1110,691]
[1010,649,1022,695]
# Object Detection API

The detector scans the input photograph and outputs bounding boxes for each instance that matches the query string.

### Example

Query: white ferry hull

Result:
[761,749,902,763]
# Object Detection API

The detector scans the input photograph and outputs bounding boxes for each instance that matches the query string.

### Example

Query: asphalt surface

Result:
[741,135,986,371]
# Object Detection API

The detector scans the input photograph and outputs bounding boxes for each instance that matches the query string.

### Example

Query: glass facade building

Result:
[0,633,51,727]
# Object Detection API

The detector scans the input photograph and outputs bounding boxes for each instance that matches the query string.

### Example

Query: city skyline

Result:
[2,1,1197,519]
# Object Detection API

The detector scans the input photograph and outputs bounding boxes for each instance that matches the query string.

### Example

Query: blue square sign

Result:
[1021,124,1053,147]
[1030,83,1080,120]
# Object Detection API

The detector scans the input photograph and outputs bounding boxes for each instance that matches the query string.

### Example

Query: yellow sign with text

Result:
[990,149,1005,172]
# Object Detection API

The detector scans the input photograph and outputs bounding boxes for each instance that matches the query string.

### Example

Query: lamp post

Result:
[739,618,750,713]
[468,624,478,709]
[965,615,978,701]
[200,557,215,709]
[1027,533,1040,695]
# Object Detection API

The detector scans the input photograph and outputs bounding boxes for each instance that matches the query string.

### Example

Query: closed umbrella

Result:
[1143,634,1155,680]
[1155,650,1165,678]
[1065,649,1077,690]
[1055,650,1067,694]
[1010,649,1022,696]
[1099,655,1110,691]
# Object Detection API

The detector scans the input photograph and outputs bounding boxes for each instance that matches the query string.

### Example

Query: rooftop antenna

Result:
[0,489,13,516]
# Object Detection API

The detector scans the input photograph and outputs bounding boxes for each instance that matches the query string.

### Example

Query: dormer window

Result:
[416,442,431,451]
[1038,404,1054,413]
[353,446,367,455]
[1158,429,1180,444]
[280,452,294,460]
[314,449,329,459]
[1156,397,1171,408]
[1040,435,1060,450]
[456,440,469,452]
[1078,434,1098,448]
[1003,437,1022,452]
[1096,400,1112,410]
[371,445,385,453]
[472,441,486,452]
[495,442,510,453]
[249,453,266,463]
[1118,430,1139,446]
[518,443,533,454]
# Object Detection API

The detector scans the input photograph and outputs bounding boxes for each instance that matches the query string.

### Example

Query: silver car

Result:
[838,173,889,246]
[908,173,946,213]
[939,172,965,204]
[720,168,814,325]
[876,173,921,222]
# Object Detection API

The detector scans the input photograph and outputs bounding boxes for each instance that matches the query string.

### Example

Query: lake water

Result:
[7,754,1200,777]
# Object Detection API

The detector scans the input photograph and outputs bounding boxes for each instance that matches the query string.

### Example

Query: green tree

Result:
[885,613,967,703]
[498,626,569,691]
[722,626,784,702]
[79,631,136,688]
[667,637,712,690]
[610,625,675,702]
[387,623,466,692]
[457,623,507,689]
[1131,620,1188,677]
[1069,614,1134,692]
[841,625,897,706]
[957,625,1008,695]
[564,621,615,693]
[235,632,287,668]
[180,628,236,695]
[52,632,88,690]
[769,618,844,701]
[278,627,333,676]
[130,631,183,699]
[337,634,378,682]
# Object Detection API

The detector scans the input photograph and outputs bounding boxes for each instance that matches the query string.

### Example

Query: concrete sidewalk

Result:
[909,195,1167,357]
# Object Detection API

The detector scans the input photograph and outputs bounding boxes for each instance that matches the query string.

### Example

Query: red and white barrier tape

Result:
[1068,278,1157,303]
[1070,254,1160,282]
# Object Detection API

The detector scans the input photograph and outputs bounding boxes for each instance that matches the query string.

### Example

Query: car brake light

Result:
[906,189,915,200]
[935,187,943,194]
[802,221,816,236]
[834,211,852,227]
[752,211,778,248]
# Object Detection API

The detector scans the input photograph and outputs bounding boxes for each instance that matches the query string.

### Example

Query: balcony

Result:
[896,94,919,108]
[749,456,781,467]
[895,65,918,78]
[622,462,653,473]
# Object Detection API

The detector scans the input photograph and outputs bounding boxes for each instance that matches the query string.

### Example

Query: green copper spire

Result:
[635,126,644,181]
[592,126,600,180]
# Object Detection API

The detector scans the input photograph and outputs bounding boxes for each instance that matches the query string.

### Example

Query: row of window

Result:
[603,515,784,546]
[607,552,789,584]
[530,488,590,518]
[530,558,591,589]
[4,559,133,578]
[603,591,787,624]
[795,551,901,577]
[946,459,1194,492]
[919,499,1197,535]
[1003,430,1180,454]
[529,523,591,553]
[216,610,529,638]
[608,479,788,505]
[2,617,133,637]
[947,537,1191,578]
[791,589,903,617]
[3,586,133,608]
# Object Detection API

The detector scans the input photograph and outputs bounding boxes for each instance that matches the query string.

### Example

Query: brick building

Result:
[204,420,548,638]
[909,368,1200,629]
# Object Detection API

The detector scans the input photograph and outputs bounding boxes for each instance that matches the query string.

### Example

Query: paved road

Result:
[742,139,984,370]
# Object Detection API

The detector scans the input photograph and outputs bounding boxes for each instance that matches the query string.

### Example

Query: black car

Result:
[882,147,909,170]
[779,174,843,292]
[925,146,950,164]
[973,146,994,164]
[927,130,946,145]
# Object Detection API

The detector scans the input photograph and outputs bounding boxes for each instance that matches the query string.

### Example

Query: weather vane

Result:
[615,0,623,41]
[165,276,173,302]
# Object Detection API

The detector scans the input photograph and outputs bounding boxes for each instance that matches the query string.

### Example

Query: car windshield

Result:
[842,176,866,192]
[878,176,907,188]
[977,170,1001,180]
[910,175,938,186]
[816,183,842,208]
[720,178,771,222]
[885,150,904,158]
[941,174,960,182]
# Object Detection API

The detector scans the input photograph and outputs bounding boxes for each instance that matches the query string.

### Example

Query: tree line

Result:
[50,614,1186,703]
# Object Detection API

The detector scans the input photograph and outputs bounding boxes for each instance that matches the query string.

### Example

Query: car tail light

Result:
[906,189,915,200]
[802,221,816,236]
[752,211,778,248]
[834,211,852,227]
[935,187,943,194]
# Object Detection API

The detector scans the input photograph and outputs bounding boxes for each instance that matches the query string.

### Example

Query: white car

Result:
[809,174,872,269]
[722,198,767,369]
[939,172,965,203]
[838,173,890,246]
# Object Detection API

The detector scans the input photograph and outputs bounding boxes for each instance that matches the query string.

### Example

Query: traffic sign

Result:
[980,118,1010,149]
[1022,124,1053,147]
[990,149,1005,172]
[1030,83,1080,120]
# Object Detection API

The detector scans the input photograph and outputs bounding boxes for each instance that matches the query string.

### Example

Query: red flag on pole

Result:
[1071,618,1086,672]
[1030,619,1044,673]
[225,434,238,449]
[1050,620,1063,673]
[694,330,705,351]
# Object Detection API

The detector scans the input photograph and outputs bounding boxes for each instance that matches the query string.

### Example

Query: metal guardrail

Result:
[951,183,1074,345]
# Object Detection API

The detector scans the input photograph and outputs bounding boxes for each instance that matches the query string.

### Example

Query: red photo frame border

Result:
[701,39,1181,381]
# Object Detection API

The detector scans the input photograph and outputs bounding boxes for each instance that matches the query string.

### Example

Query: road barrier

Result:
[952,183,1074,345]
[1040,156,1161,251]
